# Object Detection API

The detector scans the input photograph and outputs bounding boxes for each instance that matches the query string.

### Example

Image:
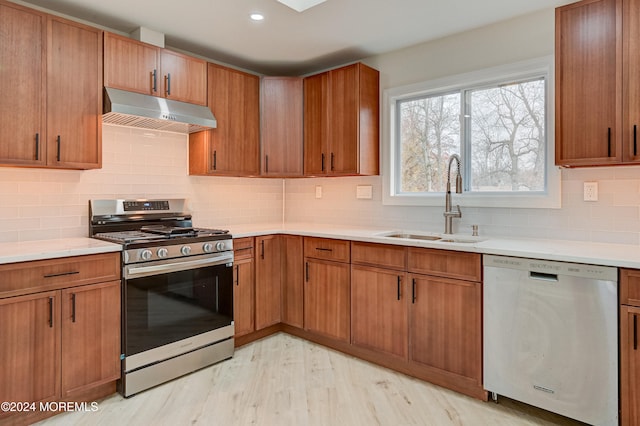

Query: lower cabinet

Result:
[304,257,350,342]
[408,274,482,381]
[255,235,282,330]
[0,257,121,424]
[0,291,60,408]
[61,281,120,398]
[621,268,640,425]
[621,305,640,425]
[281,235,303,328]
[233,237,255,337]
[351,265,408,358]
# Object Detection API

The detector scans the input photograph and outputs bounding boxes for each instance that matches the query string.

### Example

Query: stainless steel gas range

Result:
[89,199,234,397]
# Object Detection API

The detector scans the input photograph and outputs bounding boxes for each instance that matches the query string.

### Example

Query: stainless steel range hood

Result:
[103,87,216,134]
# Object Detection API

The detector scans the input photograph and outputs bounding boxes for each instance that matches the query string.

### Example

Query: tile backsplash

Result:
[284,168,640,245]
[0,125,283,242]
[2,124,640,245]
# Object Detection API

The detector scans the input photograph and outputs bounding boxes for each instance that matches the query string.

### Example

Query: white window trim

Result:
[382,56,561,209]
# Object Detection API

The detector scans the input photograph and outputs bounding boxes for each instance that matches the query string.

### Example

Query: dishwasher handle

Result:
[529,271,558,282]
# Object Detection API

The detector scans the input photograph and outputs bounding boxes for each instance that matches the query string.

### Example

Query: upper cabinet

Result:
[555,0,640,166]
[0,1,102,169]
[304,62,380,176]
[189,63,260,176]
[48,17,103,169]
[261,77,304,177]
[104,32,207,106]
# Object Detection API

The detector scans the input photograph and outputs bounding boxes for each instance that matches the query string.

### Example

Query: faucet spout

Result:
[444,154,462,234]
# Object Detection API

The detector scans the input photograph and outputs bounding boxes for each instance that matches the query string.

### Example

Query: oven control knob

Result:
[181,245,192,256]
[203,243,214,253]
[157,248,169,258]
[140,249,153,261]
[215,241,226,252]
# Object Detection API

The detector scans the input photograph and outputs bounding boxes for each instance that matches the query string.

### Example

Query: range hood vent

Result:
[103,87,216,134]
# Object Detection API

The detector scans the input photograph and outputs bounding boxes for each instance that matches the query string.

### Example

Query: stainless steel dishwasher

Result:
[483,254,618,426]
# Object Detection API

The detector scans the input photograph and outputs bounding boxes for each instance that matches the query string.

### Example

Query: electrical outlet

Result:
[356,185,372,199]
[315,186,322,199]
[584,181,598,201]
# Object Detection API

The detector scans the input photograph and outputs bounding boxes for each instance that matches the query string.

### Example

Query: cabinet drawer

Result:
[621,269,640,307]
[0,253,121,298]
[351,241,406,270]
[234,237,254,260]
[407,247,481,282]
[304,237,350,263]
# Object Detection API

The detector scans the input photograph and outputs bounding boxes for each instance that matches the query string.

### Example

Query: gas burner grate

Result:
[94,230,165,243]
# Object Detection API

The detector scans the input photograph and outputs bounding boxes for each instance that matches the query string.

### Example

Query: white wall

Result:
[0,124,283,242]
[285,8,640,245]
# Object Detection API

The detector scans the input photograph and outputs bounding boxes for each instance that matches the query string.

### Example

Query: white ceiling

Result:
[19,0,574,75]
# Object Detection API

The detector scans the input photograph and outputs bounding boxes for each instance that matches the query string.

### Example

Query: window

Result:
[384,57,560,208]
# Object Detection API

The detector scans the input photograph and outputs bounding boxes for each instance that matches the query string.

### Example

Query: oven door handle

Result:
[125,253,233,279]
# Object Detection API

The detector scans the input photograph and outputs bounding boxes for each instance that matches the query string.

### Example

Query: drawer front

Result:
[234,237,254,260]
[407,247,481,282]
[351,241,406,270]
[0,252,121,298]
[304,237,350,263]
[621,269,640,307]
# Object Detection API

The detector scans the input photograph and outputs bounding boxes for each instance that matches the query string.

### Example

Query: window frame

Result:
[382,56,560,208]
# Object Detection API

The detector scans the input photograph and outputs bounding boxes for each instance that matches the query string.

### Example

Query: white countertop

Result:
[0,238,122,265]
[227,222,640,269]
[3,224,640,270]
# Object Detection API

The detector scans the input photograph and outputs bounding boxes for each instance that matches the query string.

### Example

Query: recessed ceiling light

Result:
[250,13,265,21]
[277,0,327,13]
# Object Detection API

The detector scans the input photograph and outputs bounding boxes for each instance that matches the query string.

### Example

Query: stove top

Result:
[89,200,233,262]
[95,227,230,244]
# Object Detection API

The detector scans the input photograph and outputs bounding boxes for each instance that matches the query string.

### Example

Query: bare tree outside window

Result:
[396,77,545,194]
[399,93,460,193]
[469,78,545,192]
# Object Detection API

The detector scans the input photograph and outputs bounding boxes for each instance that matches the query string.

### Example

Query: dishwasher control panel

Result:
[483,254,618,281]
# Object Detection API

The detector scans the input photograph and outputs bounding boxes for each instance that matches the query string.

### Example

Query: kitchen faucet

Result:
[443,154,462,234]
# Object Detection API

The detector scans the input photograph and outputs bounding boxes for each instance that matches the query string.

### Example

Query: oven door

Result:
[123,252,234,371]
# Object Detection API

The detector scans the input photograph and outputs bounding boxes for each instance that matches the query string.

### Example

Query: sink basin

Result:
[379,231,484,244]
[384,233,441,241]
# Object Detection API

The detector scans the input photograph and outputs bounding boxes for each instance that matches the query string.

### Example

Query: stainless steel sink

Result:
[379,232,483,244]
[384,233,441,241]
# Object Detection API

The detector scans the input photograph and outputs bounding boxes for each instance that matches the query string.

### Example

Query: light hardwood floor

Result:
[36,333,583,426]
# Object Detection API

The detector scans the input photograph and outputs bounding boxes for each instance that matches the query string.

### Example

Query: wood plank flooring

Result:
[35,333,583,426]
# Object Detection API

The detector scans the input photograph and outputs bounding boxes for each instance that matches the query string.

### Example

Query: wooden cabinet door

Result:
[0,291,60,410]
[351,266,407,358]
[304,258,350,342]
[233,257,255,337]
[61,281,120,398]
[190,63,260,176]
[621,305,640,425]
[261,77,303,176]
[160,50,207,106]
[328,64,359,174]
[47,17,102,169]
[409,274,481,382]
[555,0,622,166]
[303,72,329,175]
[281,235,303,328]
[103,32,159,96]
[255,235,282,330]
[623,0,640,163]
[0,1,46,166]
